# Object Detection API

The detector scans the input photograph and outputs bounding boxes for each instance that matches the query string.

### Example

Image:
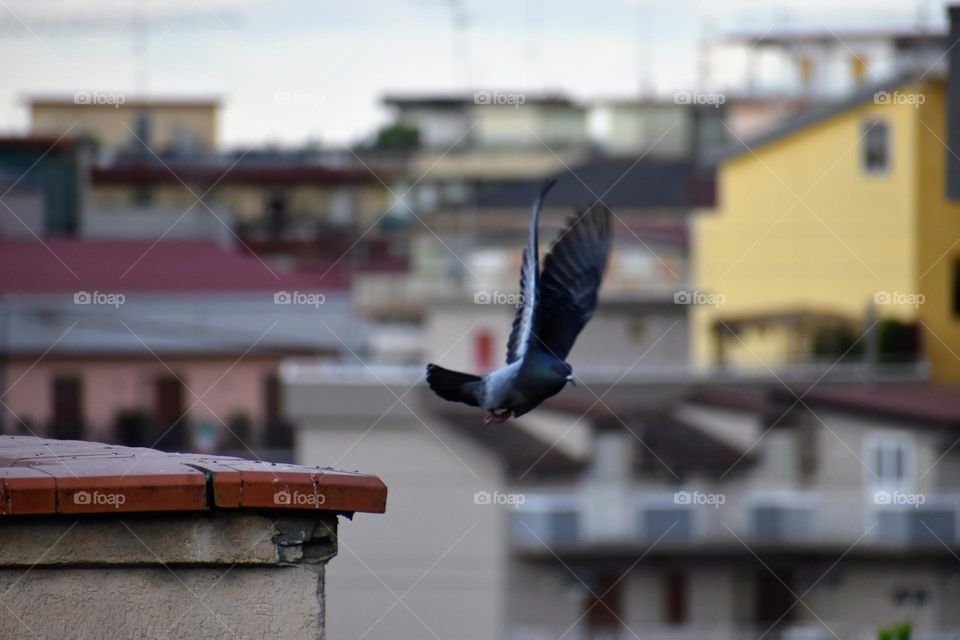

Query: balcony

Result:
[509,488,960,555]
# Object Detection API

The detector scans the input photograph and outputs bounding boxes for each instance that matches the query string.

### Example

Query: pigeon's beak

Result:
[566,374,576,387]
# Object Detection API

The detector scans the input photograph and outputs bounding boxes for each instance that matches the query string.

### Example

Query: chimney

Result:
[946,5,960,200]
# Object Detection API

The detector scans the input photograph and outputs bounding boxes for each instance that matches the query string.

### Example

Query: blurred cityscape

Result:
[2,1,960,639]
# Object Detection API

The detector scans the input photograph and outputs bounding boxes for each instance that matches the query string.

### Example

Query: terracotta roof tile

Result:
[0,240,344,294]
[801,383,960,427]
[0,436,387,516]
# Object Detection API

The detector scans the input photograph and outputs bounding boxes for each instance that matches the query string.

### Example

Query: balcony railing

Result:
[509,489,960,551]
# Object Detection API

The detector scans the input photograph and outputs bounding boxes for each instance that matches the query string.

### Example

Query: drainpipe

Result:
[945,5,960,201]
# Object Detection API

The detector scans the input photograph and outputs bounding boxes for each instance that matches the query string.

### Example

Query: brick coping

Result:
[0,436,387,516]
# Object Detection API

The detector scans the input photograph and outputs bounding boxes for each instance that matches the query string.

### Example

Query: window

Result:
[877,508,956,545]
[639,505,693,542]
[510,496,579,546]
[264,372,292,449]
[154,375,186,452]
[131,186,154,207]
[862,120,889,174]
[329,188,353,226]
[585,575,622,637]
[865,435,912,489]
[51,375,83,440]
[751,505,813,542]
[663,572,687,625]
[953,259,960,316]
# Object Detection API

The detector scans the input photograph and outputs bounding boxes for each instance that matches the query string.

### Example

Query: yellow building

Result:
[29,95,219,154]
[693,75,960,382]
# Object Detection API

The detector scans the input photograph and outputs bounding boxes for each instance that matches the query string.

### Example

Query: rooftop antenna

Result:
[697,16,715,93]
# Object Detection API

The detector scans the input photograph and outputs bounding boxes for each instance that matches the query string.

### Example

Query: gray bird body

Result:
[426,180,612,422]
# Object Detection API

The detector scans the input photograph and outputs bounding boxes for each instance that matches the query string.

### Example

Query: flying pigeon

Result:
[426,179,612,423]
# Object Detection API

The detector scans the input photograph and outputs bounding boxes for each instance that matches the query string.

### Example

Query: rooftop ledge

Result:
[0,435,388,517]
[0,436,387,639]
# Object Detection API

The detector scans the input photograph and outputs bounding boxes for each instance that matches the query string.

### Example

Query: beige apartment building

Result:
[29,95,219,155]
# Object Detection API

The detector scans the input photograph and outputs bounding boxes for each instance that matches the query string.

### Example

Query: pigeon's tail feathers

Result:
[426,364,483,407]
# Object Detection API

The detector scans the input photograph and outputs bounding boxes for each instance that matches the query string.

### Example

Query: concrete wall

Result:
[0,512,337,639]
[290,384,508,640]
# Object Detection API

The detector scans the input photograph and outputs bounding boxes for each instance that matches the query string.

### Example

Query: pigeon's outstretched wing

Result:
[426,364,483,407]
[505,179,556,364]
[536,203,612,361]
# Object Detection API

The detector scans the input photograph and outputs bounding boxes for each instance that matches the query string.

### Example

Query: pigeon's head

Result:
[553,362,575,387]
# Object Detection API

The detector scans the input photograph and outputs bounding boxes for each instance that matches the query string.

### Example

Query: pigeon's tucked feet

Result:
[482,409,513,424]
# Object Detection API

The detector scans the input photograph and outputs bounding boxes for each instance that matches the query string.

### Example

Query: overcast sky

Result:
[0,0,945,148]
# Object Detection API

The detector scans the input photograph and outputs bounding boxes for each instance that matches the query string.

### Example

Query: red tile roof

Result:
[0,136,80,151]
[0,436,387,516]
[803,383,960,427]
[0,239,347,294]
[92,164,376,186]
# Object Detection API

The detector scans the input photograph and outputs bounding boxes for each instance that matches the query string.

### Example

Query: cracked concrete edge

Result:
[0,512,339,567]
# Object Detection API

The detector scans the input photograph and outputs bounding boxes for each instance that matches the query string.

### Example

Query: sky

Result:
[0,0,946,148]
